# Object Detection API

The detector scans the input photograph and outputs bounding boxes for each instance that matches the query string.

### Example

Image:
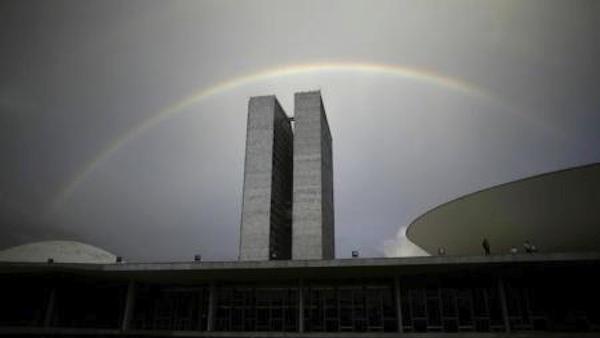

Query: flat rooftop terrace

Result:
[1,252,599,282]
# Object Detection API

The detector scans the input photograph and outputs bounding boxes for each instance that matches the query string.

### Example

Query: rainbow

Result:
[46,61,498,214]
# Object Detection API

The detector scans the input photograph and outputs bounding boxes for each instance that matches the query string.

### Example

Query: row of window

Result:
[2,274,599,332]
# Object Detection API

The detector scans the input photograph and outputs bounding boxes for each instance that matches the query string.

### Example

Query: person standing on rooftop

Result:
[482,238,491,256]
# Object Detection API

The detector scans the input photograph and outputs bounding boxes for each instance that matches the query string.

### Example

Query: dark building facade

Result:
[1,253,600,337]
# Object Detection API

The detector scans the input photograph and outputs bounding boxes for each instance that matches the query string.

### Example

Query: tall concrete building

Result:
[239,91,334,261]
[239,96,293,261]
[292,91,335,260]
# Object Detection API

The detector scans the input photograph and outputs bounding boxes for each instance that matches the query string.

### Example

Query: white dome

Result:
[0,240,117,264]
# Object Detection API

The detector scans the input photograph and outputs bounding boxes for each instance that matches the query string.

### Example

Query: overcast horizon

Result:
[1,0,599,261]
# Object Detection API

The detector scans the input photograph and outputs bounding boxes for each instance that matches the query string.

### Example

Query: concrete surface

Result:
[407,162,600,256]
[292,91,335,260]
[239,96,293,261]
[0,240,116,264]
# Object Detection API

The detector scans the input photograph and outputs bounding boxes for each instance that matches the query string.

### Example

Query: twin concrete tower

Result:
[239,91,334,261]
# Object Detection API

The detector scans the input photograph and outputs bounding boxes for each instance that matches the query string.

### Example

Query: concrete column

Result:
[394,277,404,333]
[497,278,511,333]
[207,283,216,331]
[121,280,136,331]
[43,287,56,327]
[298,280,304,332]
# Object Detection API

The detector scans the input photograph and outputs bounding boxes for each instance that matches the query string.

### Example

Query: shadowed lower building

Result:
[239,95,293,261]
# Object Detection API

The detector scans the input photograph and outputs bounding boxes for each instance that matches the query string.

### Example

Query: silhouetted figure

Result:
[523,240,532,253]
[482,238,491,255]
[524,240,537,254]
[438,247,446,256]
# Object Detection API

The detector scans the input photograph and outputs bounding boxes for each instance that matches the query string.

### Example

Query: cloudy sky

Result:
[1,0,599,261]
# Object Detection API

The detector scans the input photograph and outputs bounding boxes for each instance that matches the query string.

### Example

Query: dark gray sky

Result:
[1,0,599,261]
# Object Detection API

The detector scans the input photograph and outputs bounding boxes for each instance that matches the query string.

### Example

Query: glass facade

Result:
[1,260,599,335]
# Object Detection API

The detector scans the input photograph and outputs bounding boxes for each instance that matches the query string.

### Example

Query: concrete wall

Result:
[240,91,334,261]
[239,96,293,261]
[292,91,335,260]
